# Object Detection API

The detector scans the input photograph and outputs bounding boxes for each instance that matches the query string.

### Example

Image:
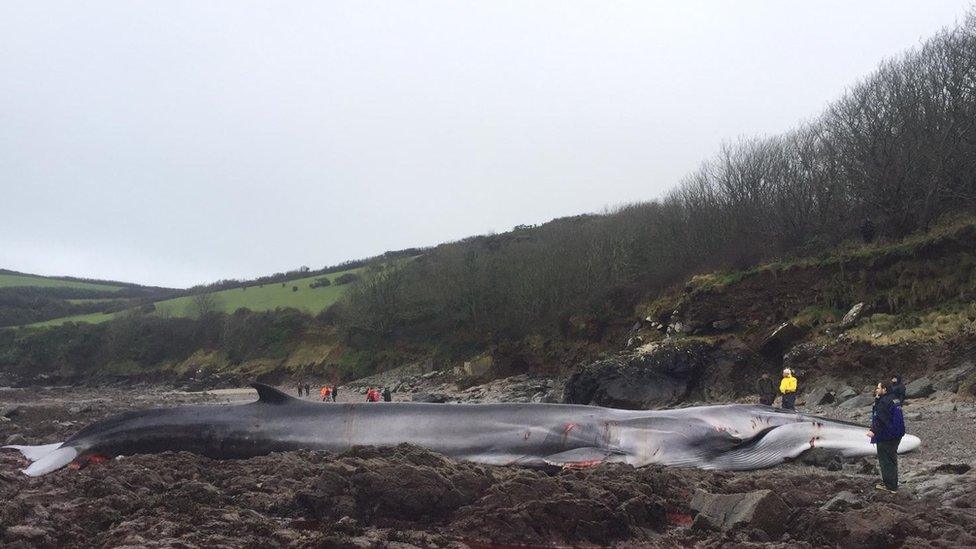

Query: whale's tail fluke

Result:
[3,442,77,476]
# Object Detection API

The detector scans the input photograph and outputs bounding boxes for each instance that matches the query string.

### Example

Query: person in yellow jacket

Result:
[780,368,798,410]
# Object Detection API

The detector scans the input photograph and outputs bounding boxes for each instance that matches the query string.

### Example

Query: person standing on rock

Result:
[331,385,338,402]
[757,373,776,406]
[383,387,393,402]
[779,368,797,410]
[320,385,332,402]
[890,375,906,405]
[867,381,906,492]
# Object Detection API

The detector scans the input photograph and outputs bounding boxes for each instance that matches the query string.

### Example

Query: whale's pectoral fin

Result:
[543,447,616,468]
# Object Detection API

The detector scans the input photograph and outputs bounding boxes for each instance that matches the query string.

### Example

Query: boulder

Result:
[669,321,695,335]
[711,319,736,331]
[838,393,874,411]
[930,463,971,475]
[462,355,494,380]
[932,362,975,393]
[4,433,26,445]
[834,385,857,403]
[838,302,865,330]
[0,405,21,418]
[820,491,863,512]
[905,377,935,399]
[759,322,804,358]
[690,489,788,536]
[924,402,957,414]
[563,340,712,409]
[804,386,834,406]
[799,448,844,470]
[413,392,450,403]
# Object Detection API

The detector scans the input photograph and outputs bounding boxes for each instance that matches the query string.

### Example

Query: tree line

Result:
[338,13,976,349]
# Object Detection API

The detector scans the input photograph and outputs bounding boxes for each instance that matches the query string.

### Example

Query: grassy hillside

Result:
[27,268,364,327]
[153,269,361,317]
[643,215,976,348]
[0,272,122,291]
[0,270,175,328]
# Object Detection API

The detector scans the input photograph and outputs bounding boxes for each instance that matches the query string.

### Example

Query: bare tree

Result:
[188,292,224,319]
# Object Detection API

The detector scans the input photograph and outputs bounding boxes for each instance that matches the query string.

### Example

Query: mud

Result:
[1,386,975,548]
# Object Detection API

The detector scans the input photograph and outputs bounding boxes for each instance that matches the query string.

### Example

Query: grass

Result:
[792,306,844,329]
[845,302,976,345]
[66,298,127,304]
[681,216,976,297]
[26,267,365,327]
[0,273,122,291]
[29,310,120,327]
[154,268,362,317]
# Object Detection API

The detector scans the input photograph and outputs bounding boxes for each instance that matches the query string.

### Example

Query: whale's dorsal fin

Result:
[251,383,299,405]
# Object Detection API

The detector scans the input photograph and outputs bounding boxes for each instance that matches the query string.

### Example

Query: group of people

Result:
[319,384,338,402]
[365,387,393,402]
[757,368,910,492]
[756,368,797,409]
[296,382,393,403]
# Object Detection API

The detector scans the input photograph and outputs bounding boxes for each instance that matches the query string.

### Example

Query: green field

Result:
[27,268,363,327]
[153,269,361,317]
[29,311,120,327]
[0,273,122,291]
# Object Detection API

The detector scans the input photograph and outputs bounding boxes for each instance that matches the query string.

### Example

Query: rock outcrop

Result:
[690,489,789,536]
[563,340,713,409]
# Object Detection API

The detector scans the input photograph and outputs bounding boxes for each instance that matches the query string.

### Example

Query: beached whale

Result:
[3,383,920,476]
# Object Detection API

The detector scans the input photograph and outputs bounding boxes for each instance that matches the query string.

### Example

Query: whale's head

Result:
[620,404,921,470]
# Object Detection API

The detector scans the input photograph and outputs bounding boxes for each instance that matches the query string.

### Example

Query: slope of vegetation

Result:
[153,269,364,317]
[0,272,122,291]
[0,270,175,328]
[27,267,367,328]
[337,13,976,356]
[3,13,976,385]
[645,215,976,347]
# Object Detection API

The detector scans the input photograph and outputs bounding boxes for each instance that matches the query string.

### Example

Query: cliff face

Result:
[565,219,976,408]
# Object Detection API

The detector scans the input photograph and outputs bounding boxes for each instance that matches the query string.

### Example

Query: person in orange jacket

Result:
[320,385,332,402]
[366,387,381,402]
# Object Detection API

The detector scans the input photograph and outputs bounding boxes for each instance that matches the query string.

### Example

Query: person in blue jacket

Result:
[867,381,906,492]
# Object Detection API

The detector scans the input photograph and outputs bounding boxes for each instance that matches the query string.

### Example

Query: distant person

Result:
[867,381,905,492]
[779,368,797,410]
[757,373,776,406]
[860,217,876,243]
[304,383,311,397]
[320,385,332,402]
[331,385,338,402]
[297,381,304,398]
[383,387,392,402]
[366,387,381,402]
[890,375,906,405]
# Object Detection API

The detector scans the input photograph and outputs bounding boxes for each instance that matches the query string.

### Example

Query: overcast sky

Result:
[1,1,971,288]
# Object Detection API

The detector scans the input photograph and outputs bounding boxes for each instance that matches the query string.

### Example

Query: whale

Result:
[2,383,920,476]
